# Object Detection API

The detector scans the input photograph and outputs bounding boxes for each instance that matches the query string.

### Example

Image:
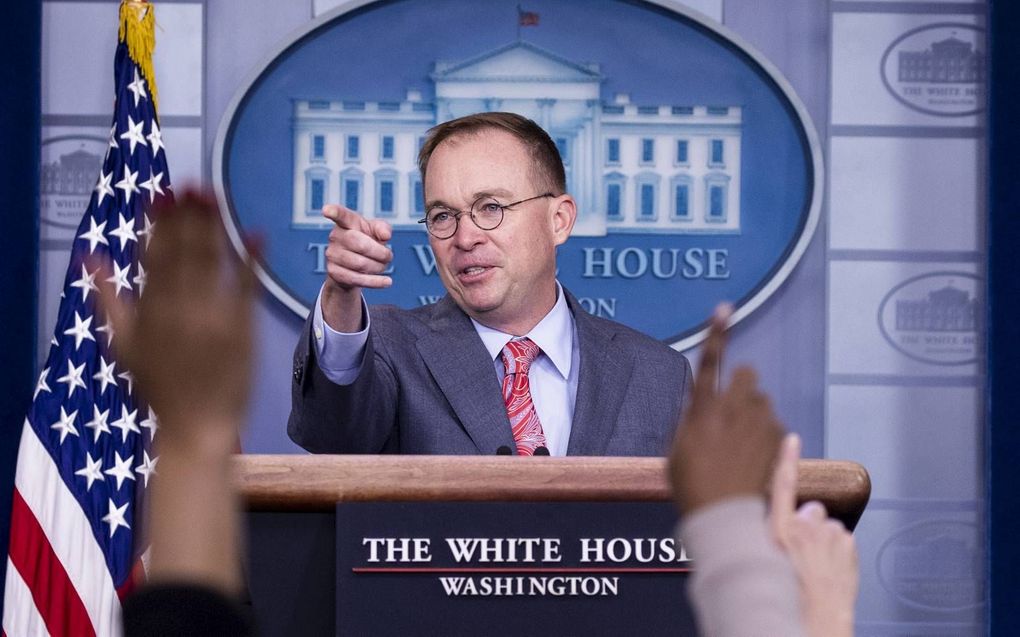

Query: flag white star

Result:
[50,406,80,444]
[106,261,133,297]
[101,499,130,538]
[119,115,147,155]
[56,359,87,398]
[92,356,117,394]
[104,451,136,490]
[140,407,159,441]
[139,170,165,203]
[118,370,135,395]
[109,123,118,149]
[84,404,112,442]
[126,67,148,107]
[94,169,115,206]
[78,217,109,254]
[96,318,115,346]
[115,168,141,205]
[70,264,99,302]
[132,263,147,296]
[33,367,51,400]
[108,212,138,249]
[63,311,95,351]
[111,407,141,443]
[146,120,164,157]
[75,452,105,491]
[137,213,155,249]
[134,451,158,488]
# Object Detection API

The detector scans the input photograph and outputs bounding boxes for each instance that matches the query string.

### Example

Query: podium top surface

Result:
[234,455,870,529]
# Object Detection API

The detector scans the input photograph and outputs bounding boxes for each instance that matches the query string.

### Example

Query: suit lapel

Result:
[565,293,634,456]
[415,297,515,454]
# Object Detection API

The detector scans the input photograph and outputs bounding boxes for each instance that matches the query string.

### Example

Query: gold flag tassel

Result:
[118,0,159,113]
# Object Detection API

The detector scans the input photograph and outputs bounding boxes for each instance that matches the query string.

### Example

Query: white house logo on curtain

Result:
[881,23,986,117]
[40,135,107,233]
[878,272,982,365]
[213,0,822,350]
[877,519,984,613]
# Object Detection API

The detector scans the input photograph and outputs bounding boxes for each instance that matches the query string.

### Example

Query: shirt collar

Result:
[471,283,574,380]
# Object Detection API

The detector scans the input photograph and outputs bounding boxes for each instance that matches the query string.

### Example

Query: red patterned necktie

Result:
[500,338,547,456]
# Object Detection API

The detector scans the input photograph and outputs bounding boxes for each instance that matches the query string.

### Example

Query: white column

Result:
[537,98,556,131]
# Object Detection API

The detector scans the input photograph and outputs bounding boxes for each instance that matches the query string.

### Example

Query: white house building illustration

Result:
[898,35,984,84]
[291,41,742,236]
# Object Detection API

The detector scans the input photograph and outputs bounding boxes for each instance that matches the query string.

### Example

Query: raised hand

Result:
[770,435,859,637]
[669,304,785,514]
[97,189,258,595]
[98,189,257,440]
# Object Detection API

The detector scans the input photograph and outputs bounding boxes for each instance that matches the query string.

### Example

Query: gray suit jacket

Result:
[288,290,691,456]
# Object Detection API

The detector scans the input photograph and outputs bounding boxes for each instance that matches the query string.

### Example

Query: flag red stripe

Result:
[8,488,97,637]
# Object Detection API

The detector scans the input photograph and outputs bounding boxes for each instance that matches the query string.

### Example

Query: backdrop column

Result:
[987,1,1020,634]
[0,0,41,613]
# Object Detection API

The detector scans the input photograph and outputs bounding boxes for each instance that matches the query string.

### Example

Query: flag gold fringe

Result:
[118,0,159,113]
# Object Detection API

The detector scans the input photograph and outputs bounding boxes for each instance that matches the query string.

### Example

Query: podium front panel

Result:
[336,501,697,636]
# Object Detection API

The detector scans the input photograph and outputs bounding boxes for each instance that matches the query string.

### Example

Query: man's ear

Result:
[550,195,577,246]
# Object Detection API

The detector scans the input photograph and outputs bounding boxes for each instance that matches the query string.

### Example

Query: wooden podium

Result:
[235,455,870,636]
[236,455,870,525]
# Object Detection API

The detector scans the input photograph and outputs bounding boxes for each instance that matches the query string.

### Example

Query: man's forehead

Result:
[433,127,525,154]
[426,130,535,192]
[426,187,515,209]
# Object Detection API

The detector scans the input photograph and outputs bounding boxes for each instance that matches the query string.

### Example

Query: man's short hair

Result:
[417,112,567,197]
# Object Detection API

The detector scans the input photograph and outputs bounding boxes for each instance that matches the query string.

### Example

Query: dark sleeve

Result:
[656,349,693,452]
[677,350,693,416]
[287,312,400,453]
[122,584,254,637]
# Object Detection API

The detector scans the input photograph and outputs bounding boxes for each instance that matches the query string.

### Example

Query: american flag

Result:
[518,7,540,27]
[3,2,171,634]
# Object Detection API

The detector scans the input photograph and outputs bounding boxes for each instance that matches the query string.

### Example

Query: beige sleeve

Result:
[679,497,807,637]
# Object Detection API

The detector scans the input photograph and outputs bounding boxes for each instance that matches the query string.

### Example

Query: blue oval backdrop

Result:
[214,0,822,350]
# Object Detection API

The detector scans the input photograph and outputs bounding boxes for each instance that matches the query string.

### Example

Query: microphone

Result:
[533,446,550,456]
[496,445,513,455]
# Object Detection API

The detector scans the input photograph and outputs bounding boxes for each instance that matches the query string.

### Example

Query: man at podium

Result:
[288,112,692,456]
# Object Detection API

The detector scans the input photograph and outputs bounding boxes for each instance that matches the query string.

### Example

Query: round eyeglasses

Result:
[418,193,554,239]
